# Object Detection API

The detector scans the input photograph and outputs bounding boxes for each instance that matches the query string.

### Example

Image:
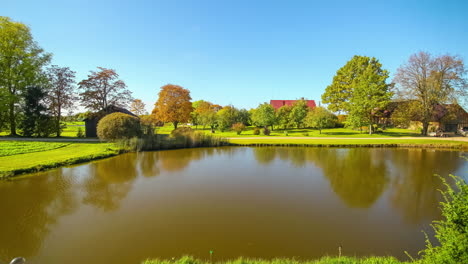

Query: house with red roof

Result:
[270,99,316,110]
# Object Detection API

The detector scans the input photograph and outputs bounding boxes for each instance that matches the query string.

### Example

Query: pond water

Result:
[0,147,467,264]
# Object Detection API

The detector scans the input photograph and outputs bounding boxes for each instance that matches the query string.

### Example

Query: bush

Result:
[302,132,309,136]
[97,113,141,141]
[419,175,468,264]
[262,126,270,136]
[253,127,260,135]
[284,130,289,136]
[171,127,193,138]
[232,123,246,135]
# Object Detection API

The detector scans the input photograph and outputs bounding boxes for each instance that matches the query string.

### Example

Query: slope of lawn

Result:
[0,141,120,177]
[0,141,70,157]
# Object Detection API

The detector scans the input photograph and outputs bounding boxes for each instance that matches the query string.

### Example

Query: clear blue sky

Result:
[3,0,468,113]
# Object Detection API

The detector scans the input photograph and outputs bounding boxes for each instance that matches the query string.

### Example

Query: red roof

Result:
[270,100,316,110]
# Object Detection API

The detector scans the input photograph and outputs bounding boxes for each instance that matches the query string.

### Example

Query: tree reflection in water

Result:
[0,169,78,260]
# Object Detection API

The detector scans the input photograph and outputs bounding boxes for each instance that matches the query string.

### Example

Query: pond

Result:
[0,147,467,264]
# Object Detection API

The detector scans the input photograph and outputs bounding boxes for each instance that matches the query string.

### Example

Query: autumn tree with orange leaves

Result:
[130,99,146,116]
[78,67,133,112]
[152,84,193,129]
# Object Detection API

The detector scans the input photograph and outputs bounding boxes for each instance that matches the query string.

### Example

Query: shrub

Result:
[253,127,260,135]
[302,132,309,136]
[284,130,289,136]
[76,127,85,138]
[232,123,246,135]
[97,112,141,141]
[263,126,270,136]
[419,175,468,264]
[171,127,193,138]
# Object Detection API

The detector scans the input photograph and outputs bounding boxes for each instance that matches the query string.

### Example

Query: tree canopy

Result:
[152,84,193,129]
[322,55,391,134]
[78,67,133,112]
[251,103,276,129]
[394,52,467,135]
[0,16,51,135]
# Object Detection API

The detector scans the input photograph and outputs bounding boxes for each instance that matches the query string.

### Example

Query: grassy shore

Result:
[142,256,406,264]
[157,126,423,138]
[0,141,120,178]
[228,138,468,149]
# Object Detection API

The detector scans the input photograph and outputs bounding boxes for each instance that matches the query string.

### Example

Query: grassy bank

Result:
[143,256,406,264]
[228,138,468,149]
[0,141,120,178]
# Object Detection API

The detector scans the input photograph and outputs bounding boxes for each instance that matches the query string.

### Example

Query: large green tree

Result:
[347,60,392,134]
[19,86,54,137]
[394,52,467,135]
[251,103,276,130]
[322,55,386,113]
[0,16,51,135]
[322,55,391,134]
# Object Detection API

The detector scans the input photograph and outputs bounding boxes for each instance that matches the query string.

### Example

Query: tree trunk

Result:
[319,128,321,134]
[422,121,429,136]
[369,124,372,135]
[56,108,61,137]
[173,122,178,129]
[9,101,16,136]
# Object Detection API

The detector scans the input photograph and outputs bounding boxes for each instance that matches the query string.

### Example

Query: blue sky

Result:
[3,0,468,112]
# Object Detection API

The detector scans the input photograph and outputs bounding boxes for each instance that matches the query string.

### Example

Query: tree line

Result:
[2,16,467,137]
[151,84,338,135]
[0,17,136,137]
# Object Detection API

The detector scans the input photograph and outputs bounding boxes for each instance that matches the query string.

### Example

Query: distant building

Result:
[84,105,138,137]
[270,99,316,110]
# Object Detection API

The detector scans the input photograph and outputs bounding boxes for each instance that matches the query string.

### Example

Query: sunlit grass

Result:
[0,141,119,177]
[142,256,407,264]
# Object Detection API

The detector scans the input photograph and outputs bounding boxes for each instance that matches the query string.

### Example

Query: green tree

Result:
[394,52,467,135]
[19,86,54,137]
[289,99,309,128]
[46,65,77,137]
[195,101,221,131]
[0,16,51,135]
[322,55,386,113]
[276,105,292,129]
[237,108,251,126]
[305,106,337,134]
[251,103,276,130]
[347,60,391,134]
[216,105,239,132]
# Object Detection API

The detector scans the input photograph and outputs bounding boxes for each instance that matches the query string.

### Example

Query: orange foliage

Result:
[152,84,192,129]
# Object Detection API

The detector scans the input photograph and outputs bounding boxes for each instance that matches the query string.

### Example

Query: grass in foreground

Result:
[0,141,120,178]
[143,256,406,264]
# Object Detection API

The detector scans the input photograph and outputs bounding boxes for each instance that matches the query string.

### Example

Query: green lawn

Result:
[0,141,119,178]
[160,125,423,138]
[0,141,71,157]
[0,121,86,137]
[61,121,85,137]
[228,138,468,148]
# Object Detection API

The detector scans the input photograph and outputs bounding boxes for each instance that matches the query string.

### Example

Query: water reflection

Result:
[0,147,465,264]
[0,170,78,260]
[82,154,138,211]
[388,149,463,224]
[253,147,388,208]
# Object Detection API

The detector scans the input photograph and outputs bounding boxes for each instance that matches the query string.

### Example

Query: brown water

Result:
[0,147,466,264]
